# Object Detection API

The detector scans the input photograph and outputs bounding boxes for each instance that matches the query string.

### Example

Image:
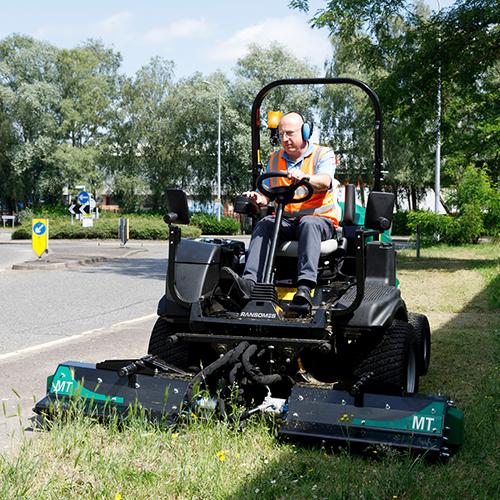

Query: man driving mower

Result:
[222,111,340,307]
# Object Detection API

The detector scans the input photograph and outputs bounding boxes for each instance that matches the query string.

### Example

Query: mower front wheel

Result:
[408,312,431,375]
[148,316,191,369]
[355,319,419,395]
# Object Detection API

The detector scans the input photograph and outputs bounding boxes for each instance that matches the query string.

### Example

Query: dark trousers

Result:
[243,215,334,285]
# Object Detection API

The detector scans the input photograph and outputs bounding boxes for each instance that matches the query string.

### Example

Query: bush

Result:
[406,210,483,245]
[392,211,411,235]
[11,226,31,239]
[446,164,500,237]
[18,208,34,224]
[11,216,201,240]
[189,213,240,235]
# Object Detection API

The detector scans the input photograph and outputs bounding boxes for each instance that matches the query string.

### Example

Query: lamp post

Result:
[203,80,222,221]
[434,0,442,214]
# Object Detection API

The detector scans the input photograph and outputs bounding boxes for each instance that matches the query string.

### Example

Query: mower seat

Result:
[276,238,338,258]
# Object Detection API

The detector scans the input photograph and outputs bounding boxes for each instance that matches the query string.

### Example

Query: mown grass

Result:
[1,244,499,499]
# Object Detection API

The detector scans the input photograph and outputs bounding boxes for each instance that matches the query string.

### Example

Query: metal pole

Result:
[217,93,221,221]
[416,223,421,259]
[435,0,442,213]
[435,66,441,213]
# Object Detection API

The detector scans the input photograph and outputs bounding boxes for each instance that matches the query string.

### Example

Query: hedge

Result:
[189,213,240,235]
[11,216,201,240]
[392,211,412,236]
[406,209,483,245]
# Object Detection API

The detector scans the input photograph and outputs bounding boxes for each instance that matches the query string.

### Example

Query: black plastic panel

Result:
[334,283,404,328]
[365,192,395,231]
[365,241,396,286]
[175,239,221,264]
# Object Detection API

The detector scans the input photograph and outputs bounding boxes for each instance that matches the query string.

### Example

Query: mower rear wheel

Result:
[355,320,419,395]
[408,312,431,375]
[148,316,191,369]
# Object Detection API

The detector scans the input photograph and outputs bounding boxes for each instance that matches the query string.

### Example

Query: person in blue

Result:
[223,112,339,306]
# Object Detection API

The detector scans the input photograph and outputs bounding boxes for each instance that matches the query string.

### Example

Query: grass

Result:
[1,243,499,499]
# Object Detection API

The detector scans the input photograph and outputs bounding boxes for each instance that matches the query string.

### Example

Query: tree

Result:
[111,56,175,208]
[53,40,123,199]
[0,34,60,209]
[290,0,500,205]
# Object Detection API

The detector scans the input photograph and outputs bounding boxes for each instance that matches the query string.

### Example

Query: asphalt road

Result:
[0,315,156,452]
[0,238,170,450]
[0,234,251,451]
[0,241,168,354]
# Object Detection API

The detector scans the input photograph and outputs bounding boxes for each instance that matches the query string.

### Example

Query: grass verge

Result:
[1,244,499,498]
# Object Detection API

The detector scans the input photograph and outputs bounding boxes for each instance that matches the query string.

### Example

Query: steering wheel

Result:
[257,172,314,205]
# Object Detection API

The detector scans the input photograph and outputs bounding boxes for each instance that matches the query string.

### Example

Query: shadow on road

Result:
[71,257,168,281]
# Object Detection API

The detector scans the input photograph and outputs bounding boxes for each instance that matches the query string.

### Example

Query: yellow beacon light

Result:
[267,111,283,129]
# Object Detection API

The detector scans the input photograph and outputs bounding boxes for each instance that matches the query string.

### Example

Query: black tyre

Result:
[355,320,419,395]
[408,312,431,376]
[148,317,191,369]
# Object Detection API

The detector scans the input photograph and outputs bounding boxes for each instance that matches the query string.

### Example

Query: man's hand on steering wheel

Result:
[242,190,269,206]
[257,172,314,205]
[287,169,309,184]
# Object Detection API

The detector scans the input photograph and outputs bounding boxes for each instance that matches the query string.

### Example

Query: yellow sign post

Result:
[32,218,49,258]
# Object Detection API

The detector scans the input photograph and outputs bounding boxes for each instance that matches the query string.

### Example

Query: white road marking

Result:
[0,313,157,363]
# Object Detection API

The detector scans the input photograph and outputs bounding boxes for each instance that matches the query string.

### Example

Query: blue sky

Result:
[1,0,455,79]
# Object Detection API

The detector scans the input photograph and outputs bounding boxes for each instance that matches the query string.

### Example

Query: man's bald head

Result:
[278,112,308,160]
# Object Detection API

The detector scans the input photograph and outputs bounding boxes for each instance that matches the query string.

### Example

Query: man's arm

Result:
[287,169,332,192]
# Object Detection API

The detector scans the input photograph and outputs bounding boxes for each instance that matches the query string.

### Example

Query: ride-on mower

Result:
[35,78,464,458]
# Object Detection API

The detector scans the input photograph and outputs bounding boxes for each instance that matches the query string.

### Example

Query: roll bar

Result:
[250,78,384,191]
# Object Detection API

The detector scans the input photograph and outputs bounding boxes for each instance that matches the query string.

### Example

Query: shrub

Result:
[189,213,240,235]
[11,216,201,240]
[392,211,411,235]
[18,208,34,224]
[446,164,500,237]
[406,210,483,245]
[456,203,484,244]
[11,226,31,239]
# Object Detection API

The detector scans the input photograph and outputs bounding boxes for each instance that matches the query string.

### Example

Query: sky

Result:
[1,0,455,80]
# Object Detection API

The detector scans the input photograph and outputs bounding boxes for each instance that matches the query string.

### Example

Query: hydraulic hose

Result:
[186,342,250,401]
[241,344,282,385]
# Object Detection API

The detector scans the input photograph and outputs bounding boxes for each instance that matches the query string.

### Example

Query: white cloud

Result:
[208,15,331,68]
[96,11,133,36]
[144,18,212,44]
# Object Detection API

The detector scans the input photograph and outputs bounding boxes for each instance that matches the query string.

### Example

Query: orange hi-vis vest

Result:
[269,145,339,226]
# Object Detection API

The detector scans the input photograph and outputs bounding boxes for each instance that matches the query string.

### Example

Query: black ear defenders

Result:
[281,111,313,141]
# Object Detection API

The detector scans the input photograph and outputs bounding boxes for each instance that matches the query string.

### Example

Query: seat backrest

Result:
[343,184,356,225]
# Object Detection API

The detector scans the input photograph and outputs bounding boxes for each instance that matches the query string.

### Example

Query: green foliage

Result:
[189,212,240,235]
[392,211,411,236]
[10,226,30,239]
[291,1,500,199]
[10,215,201,240]
[17,208,34,224]
[445,164,500,237]
[112,174,148,213]
[1,7,498,216]
[406,210,486,245]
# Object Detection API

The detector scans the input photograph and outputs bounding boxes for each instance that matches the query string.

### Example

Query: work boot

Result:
[220,267,255,299]
[292,285,313,307]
